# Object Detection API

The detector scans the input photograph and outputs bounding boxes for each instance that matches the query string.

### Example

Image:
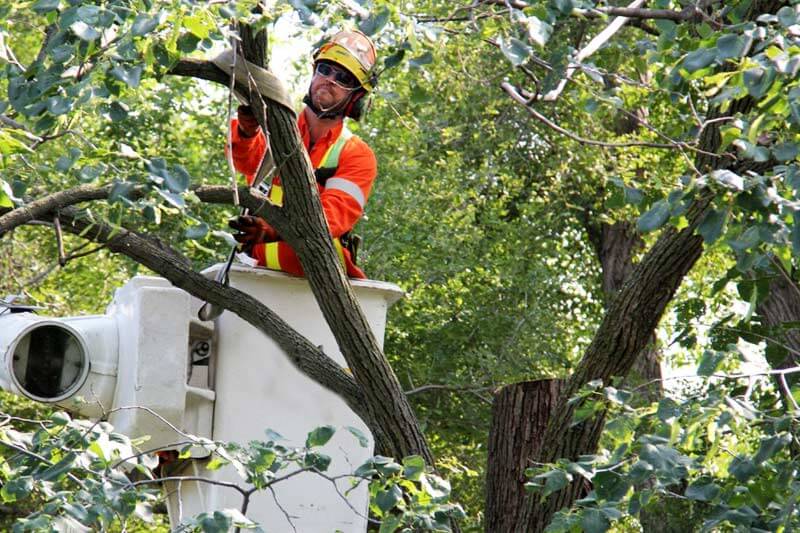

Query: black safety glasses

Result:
[315,62,359,89]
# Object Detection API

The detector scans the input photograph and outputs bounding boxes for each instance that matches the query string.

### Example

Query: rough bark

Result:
[485,380,564,532]
[757,262,800,401]
[584,220,663,402]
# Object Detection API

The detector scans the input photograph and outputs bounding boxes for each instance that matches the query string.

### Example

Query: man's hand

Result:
[237,105,260,138]
[229,215,279,253]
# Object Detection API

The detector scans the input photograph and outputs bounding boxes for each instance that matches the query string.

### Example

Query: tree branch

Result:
[1,202,368,429]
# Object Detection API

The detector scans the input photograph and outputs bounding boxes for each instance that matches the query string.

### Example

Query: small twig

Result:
[268,486,298,533]
[130,475,248,495]
[502,82,678,150]
[779,373,799,412]
[54,213,66,266]
[0,438,89,491]
[227,23,240,207]
[405,383,497,396]
[632,365,800,393]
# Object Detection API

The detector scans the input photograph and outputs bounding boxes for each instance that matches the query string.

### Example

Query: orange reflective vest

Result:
[230,111,377,279]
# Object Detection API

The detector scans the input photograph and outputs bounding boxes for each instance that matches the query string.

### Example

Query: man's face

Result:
[309,62,358,111]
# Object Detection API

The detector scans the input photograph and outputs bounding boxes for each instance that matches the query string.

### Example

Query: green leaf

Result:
[697,349,725,376]
[580,508,610,533]
[409,52,433,69]
[345,426,369,447]
[637,200,670,233]
[624,187,643,205]
[166,165,190,193]
[378,514,402,533]
[199,511,232,533]
[78,164,105,182]
[46,96,72,116]
[715,34,745,60]
[685,480,721,501]
[526,17,552,47]
[375,484,403,513]
[753,433,791,464]
[38,452,76,481]
[728,455,757,482]
[383,49,405,70]
[157,189,185,209]
[177,33,200,54]
[710,169,744,191]
[1,476,33,502]
[32,0,60,13]
[304,451,332,471]
[697,208,728,244]
[0,130,33,155]
[777,6,798,27]
[551,0,575,14]
[306,425,335,448]
[185,222,209,240]
[656,398,680,422]
[535,469,570,498]
[109,181,135,203]
[593,471,629,501]
[109,101,129,122]
[627,460,653,484]
[50,411,71,425]
[729,226,761,251]
[743,67,776,99]
[131,14,159,36]
[110,64,143,88]
[499,37,532,66]
[402,455,425,481]
[359,8,390,36]
[682,48,716,73]
[0,179,15,208]
[70,21,100,41]
[773,142,799,162]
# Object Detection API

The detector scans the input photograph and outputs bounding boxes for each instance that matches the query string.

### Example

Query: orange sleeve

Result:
[320,137,377,238]
[228,119,267,184]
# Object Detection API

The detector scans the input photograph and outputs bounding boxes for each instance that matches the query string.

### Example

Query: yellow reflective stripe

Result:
[334,238,346,267]
[265,242,281,270]
[319,126,352,169]
[269,184,284,206]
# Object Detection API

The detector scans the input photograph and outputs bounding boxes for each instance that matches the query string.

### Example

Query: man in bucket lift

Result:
[228,30,378,280]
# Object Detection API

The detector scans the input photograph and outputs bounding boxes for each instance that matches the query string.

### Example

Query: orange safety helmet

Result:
[305,30,378,120]
[313,30,378,92]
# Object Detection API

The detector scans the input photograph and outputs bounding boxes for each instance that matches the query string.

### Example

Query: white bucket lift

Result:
[0,265,404,532]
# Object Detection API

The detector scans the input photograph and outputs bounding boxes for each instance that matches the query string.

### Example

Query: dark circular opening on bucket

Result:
[11,325,87,401]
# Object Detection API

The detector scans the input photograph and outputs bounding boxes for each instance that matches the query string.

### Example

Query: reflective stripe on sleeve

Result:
[325,178,366,208]
[268,184,284,206]
[265,242,281,270]
[333,238,346,266]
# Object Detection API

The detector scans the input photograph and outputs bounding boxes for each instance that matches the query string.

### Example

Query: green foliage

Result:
[526,378,799,532]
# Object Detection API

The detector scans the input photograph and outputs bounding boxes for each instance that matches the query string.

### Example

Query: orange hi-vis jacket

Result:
[230,111,377,279]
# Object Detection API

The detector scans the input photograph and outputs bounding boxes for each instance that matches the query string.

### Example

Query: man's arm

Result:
[320,138,377,238]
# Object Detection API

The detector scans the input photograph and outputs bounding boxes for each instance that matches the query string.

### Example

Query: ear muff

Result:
[345,91,367,121]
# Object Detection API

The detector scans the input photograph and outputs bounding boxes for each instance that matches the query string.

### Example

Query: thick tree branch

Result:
[168,33,435,462]
[482,0,703,21]
[1,203,369,434]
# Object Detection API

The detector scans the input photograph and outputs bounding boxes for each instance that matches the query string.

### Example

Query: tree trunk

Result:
[757,262,800,404]
[584,220,663,403]
[485,380,564,532]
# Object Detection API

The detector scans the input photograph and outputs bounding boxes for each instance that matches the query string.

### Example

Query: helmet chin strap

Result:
[304,85,359,119]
